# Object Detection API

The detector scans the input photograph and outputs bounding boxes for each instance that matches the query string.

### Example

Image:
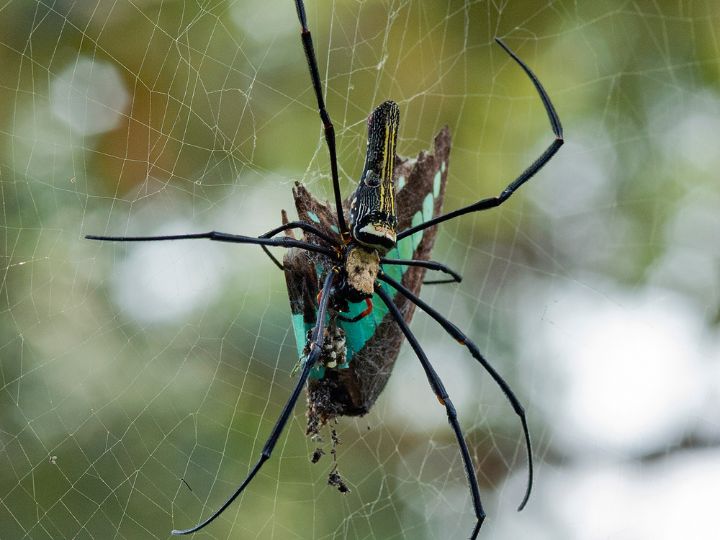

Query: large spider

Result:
[87,1,563,537]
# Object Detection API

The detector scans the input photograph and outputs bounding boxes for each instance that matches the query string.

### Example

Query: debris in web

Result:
[311,447,325,463]
[327,427,350,493]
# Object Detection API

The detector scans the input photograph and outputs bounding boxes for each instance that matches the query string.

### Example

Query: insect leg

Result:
[293,0,347,235]
[171,271,337,535]
[380,257,462,283]
[379,272,533,510]
[375,286,485,539]
[397,38,563,241]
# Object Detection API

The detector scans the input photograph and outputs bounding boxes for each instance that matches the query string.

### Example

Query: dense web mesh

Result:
[1,1,719,539]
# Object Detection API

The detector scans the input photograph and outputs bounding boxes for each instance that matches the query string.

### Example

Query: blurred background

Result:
[1,0,718,538]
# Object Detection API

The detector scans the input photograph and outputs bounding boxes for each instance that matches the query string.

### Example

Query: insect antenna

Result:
[375,286,485,539]
[378,272,533,510]
[171,271,337,535]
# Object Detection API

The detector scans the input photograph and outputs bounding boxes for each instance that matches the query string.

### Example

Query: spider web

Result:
[2,1,719,538]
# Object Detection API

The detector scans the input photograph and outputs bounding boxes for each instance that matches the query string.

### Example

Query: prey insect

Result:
[87,1,563,537]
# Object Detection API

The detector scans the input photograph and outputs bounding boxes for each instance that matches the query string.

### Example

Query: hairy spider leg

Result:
[376,286,485,539]
[171,271,337,536]
[397,38,564,241]
[293,0,346,235]
[379,272,533,510]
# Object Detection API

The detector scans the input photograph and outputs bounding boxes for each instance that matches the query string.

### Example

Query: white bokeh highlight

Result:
[494,448,720,540]
[384,328,482,432]
[518,281,713,458]
[112,219,228,324]
[107,177,293,325]
[655,90,720,172]
[50,57,129,136]
[230,0,295,46]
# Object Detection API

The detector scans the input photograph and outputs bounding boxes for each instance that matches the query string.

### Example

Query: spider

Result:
[87,1,563,537]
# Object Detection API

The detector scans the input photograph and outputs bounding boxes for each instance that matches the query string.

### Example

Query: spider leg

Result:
[259,220,338,271]
[422,277,461,285]
[86,231,335,258]
[171,271,337,536]
[375,286,485,539]
[379,272,533,510]
[261,220,336,246]
[260,246,285,271]
[397,38,564,241]
[380,257,462,284]
[293,0,347,235]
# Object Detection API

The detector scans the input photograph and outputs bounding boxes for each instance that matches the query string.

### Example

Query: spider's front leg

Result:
[86,230,335,257]
[397,38,564,241]
[292,0,346,234]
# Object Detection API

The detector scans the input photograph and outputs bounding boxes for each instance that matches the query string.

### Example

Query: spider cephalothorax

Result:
[350,100,399,253]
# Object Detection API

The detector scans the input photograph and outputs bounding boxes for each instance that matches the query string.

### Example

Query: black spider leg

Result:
[375,286,485,539]
[85,231,335,259]
[423,277,460,285]
[293,0,347,235]
[172,271,337,536]
[259,220,338,270]
[379,273,533,511]
[380,257,462,284]
[397,37,564,241]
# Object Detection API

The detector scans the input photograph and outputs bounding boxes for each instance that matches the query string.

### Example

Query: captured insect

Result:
[87,1,563,537]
